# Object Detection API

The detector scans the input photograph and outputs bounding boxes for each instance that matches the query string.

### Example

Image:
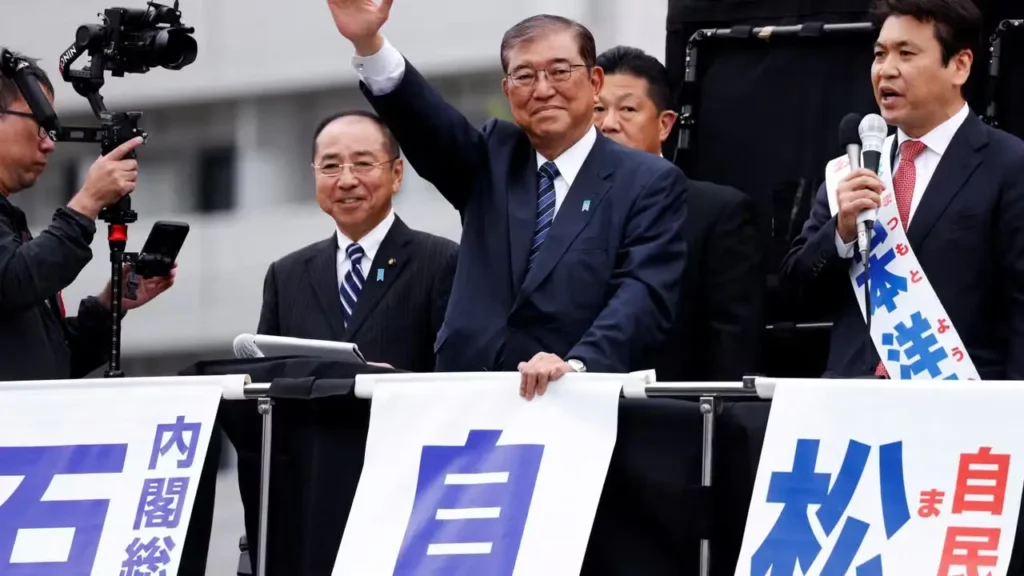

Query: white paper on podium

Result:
[735,378,1024,576]
[333,373,624,576]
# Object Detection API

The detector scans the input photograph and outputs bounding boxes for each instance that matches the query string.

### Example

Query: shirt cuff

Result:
[834,229,856,259]
[352,36,406,96]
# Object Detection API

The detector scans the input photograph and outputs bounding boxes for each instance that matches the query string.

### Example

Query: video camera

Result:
[0,0,196,377]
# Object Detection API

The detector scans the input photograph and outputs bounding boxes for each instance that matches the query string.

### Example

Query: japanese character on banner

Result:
[121,536,176,576]
[0,445,127,575]
[917,446,1010,576]
[133,477,190,530]
[852,221,910,315]
[881,311,952,379]
[750,438,911,575]
[149,415,202,470]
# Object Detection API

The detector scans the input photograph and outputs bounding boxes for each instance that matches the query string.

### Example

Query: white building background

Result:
[6,2,668,572]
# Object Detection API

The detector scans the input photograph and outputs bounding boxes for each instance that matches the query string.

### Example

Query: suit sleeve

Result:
[0,207,95,312]
[567,166,687,372]
[431,244,458,344]
[705,193,763,380]
[998,160,1024,379]
[359,58,488,213]
[257,262,281,336]
[778,182,851,316]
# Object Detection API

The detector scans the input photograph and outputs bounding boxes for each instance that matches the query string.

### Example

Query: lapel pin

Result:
[582,200,591,212]
[376,268,385,282]
[388,258,396,267]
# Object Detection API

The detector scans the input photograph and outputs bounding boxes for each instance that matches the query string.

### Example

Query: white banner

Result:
[824,138,979,380]
[334,373,624,576]
[0,375,236,576]
[735,378,1024,576]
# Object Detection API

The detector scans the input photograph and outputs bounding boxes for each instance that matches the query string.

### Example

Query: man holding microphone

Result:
[0,50,174,381]
[325,1,688,397]
[780,0,1024,379]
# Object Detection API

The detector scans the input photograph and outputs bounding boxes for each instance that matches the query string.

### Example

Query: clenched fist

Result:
[67,136,145,219]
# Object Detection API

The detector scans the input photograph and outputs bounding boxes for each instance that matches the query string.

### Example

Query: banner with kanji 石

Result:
[0,376,232,576]
[735,378,1024,576]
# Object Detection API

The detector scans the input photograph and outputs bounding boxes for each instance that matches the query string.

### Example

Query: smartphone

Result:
[136,220,189,278]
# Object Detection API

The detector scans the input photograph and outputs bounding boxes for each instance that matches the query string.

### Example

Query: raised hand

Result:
[327,0,393,51]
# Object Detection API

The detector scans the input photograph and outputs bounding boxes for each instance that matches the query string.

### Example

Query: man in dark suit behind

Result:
[326,1,688,398]
[595,46,763,381]
[258,110,457,372]
[780,0,1024,380]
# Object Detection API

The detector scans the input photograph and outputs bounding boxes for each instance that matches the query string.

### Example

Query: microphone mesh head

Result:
[859,113,888,152]
[839,113,863,148]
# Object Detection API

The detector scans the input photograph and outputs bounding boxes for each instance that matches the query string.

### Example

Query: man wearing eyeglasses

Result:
[326,2,688,399]
[0,49,171,381]
[257,110,457,372]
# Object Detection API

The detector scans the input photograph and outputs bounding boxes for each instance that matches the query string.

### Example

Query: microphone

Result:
[839,113,863,173]
[0,49,62,142]
[233,333,264,359]
[855,114,888,258]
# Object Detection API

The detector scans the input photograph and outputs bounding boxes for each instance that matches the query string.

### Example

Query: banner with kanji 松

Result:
[735,378,1024,576]
[0,375,236,576]
[334,372,624,576]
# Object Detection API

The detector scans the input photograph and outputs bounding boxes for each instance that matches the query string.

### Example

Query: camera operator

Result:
[0,50,174,381]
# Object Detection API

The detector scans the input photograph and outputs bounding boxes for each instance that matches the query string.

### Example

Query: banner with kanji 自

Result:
[334,372,625,576]
[0,375,234,576]
[735,378,1024,576]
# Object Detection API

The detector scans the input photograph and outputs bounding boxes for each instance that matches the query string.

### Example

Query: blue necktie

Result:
[340,242,365,326]
[528,161,559,269]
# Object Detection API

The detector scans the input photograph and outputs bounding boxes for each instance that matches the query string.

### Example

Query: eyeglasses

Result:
[0,109,47,139]
[312,158,397,177]
[506,64,588,88]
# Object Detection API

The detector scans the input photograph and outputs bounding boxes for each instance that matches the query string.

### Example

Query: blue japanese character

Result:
[750,439,911,576]
[892,312,948,378]
[0,444,127,576]
[852,220,889,265]
[149,416,201,470]
[393,429,544,576]
[133,477,189,530]
[120,536,175,576]
[855,247,908,314]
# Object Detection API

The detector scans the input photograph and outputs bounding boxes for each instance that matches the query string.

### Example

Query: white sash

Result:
[823,135,980,380]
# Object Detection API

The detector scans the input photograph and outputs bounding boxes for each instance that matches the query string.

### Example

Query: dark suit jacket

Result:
[655,180,762,382]
[361,62,688,373]
[0,196,110,381]
[257,215,457,373]
[780,111,1024,379]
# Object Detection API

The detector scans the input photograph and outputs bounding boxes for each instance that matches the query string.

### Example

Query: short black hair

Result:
[311,110,400,161]
[500,15,597,73]
[0,48,54,114]
[596,46,671,112]
[870,0,983,64]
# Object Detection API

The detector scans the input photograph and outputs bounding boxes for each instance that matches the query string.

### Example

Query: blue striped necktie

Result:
[528,161,559,269]
[340,242,365,326]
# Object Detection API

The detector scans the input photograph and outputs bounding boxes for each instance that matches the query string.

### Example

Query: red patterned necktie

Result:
[875,140,928,378]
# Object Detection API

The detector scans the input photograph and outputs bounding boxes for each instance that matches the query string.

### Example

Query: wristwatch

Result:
[567,359,587,373]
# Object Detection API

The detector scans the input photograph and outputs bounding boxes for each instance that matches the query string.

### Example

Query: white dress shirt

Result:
[352,37,597,219]
[336,209,395,292]
[835,102,970,257]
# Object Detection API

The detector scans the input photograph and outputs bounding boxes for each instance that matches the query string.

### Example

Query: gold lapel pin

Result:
[388,258,396,267]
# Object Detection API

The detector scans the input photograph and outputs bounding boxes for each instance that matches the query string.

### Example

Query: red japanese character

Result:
[836,157,849,172]
[918,489,945,517]
[882,194,893,207]
[953,347,965,362]
[911,270,923,284]
[896,243,909,256]
[937,526,1000,576]
[937,318,950,334]
[953,447,1010,515]
[888,217,899,231]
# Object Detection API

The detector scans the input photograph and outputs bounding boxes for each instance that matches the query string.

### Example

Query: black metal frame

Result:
[983,19,1023,128]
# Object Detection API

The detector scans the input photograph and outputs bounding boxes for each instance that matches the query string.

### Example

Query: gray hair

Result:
[499,15,597,73]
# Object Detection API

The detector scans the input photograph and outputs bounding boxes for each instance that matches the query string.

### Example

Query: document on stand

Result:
[232,333,367,364]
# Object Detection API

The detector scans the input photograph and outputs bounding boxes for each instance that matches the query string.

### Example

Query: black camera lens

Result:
[140,28,197,70]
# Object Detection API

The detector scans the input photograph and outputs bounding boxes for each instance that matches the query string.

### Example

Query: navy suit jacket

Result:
[361,61,688,373]
[780,111,1024,379]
